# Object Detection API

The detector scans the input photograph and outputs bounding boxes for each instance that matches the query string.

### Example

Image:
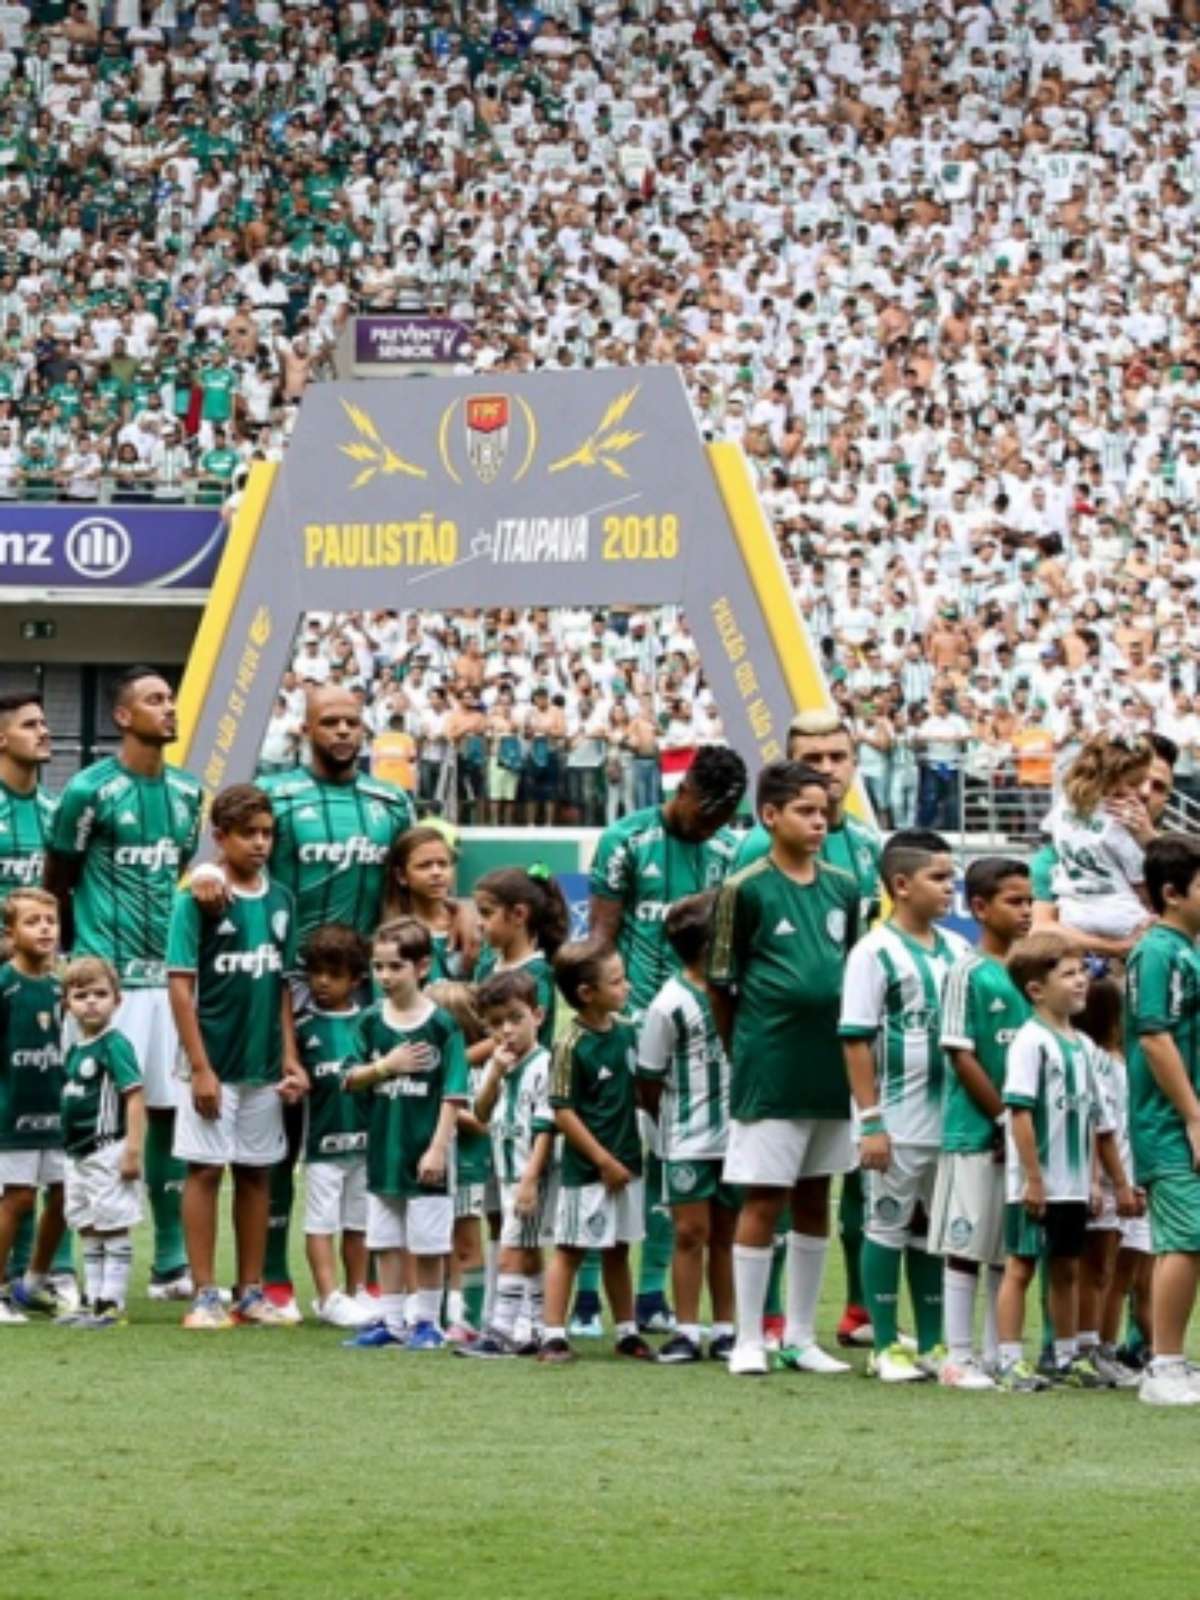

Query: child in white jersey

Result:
[1049,735,1153,945]
[994,932,1136,1392]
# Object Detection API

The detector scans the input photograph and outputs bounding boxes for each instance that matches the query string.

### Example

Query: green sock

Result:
[50,1227,75,1277]
[838,1171,865,1306]
[861,1239,902,1351]
[905,1244,944,1354]
[263,1158,295,1285]
[463,1267,486,1330]
[8,1209,34,1279]
[764,1223,787,1317]
[145,1116,188,1278]
[637,1154,673,1298]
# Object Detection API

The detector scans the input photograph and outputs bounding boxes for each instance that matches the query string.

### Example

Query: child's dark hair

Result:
[372,916,433,964]
[665,891,717,967]
[554,937,618,1011]
[211,782,273,834]
[475,867,568,958]
[1007,930,1076,1001]
[965,856,1030,909]
[302,922,370,980]
[476,968,541,1014]
[428,980,485,1045]
[382,824,458,920]
[681,744,749,817]
[63,954,119,996]
[1144,833,1200,915]
[756,759,829,818]
[881,828,951,892]
[1077,977,1123,1055]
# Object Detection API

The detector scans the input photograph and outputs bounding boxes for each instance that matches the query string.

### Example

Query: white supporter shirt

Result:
[1049,803,1145,941]
[1003,1017,1113,1204]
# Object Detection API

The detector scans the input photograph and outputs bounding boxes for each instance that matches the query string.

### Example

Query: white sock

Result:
[983,1266,1003,1363]
[712,1321,734,1338]
[544,1325,566,1343]
[1078,1329,1099,1352]
[415,1286,442,1327]
[82,1242,104,1308]
[733,1243,773,1350]
[446,1288,465,1326]
[525,1271,544,1335]
[483,1237,500,1326]
[381,1293,406,1336]
[678,1322,701,1346]
[1054,1336,1077,1366]
[101,1238,133,1310]
[784,1231,828,1349]
[1151,1353,1185,1373]
[999,1340,1023,1368]
[614,1319,636,1342]
[943,1266,977,1363]
[405,1290,421,1325]
[493,1273,524,1339]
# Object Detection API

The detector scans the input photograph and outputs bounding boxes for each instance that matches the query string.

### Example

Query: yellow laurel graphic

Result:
[249,605,272,646]
[547,384,643,478]
[339,399,427,488]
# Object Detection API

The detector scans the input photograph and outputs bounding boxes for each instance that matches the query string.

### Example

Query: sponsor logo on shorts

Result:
[587,1208,608,1241]
[672,1162,697,1194]
[948,1216,973,1248]
[875,1195,901,1223]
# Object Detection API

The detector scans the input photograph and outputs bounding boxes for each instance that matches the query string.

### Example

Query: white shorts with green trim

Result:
[555,1178,645,1250]
[928,1151,1006,1266]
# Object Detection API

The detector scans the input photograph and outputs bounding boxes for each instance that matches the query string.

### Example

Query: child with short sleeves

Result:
[59,956,145,1327]
[297,924,372,1330]
[429,979,492,1343]
[994,931,1135,1392]
[841,829,971,1383]
[341,917,469,1352]
[1049,734,1153,945]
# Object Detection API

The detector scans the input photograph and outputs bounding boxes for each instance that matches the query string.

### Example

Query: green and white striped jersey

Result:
[1003,1017,1113,1205]
[489,1045,554,1186]
[840,922,972,1147]
[637,974,729,1161]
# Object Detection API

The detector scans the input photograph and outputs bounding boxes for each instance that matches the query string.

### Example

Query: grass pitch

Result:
[5,1223,1198,1600]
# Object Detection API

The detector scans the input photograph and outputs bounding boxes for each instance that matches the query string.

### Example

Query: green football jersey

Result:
[1127,923,1200,1183]
[49,757,203,986]
[166,878,297,1084]
[0,962,63,1150]
[589,805,738,1013]
[0,780,56,906]
[259,768,415,942]
[456,1062,493,1186]
[297,1007,367,1162]
[490,1045,555,1185]
[472,945,557,1047]
[940,953,1030,1153]
[1029,843,1057,904]
[709,858,859,1120]
[350,1001,468,1199]
[60,1027,141,1157]
[549,1016,642,1186]
[733,813,882,925]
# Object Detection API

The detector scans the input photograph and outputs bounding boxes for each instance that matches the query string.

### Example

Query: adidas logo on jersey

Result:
[217,919,237,935]
[297,806,320,821]
[642,863,661,879]
[989,998,1007,1013]
[597,1067,613,1081]
[773,918,796,936]
[119,811,137,826]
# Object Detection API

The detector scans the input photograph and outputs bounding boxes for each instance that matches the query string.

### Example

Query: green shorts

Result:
[662,1157,741,1212]
[1148,1172,1200,1255]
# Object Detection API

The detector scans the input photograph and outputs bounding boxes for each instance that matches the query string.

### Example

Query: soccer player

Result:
[708,762,859,1377]
[59,956,145,1328]
[192,685,417,1320]
[45,667,202,1302]
[733,711,882,1349]
[539,939,655,1366]
[1126,834,1200,1406]
[932,858,1033,1390]
[841,829,969,1382]
[589,744,747,1334]
[460,968,556,1359]
[297,924,373,1329]
[0,888,66,1322]
[342,918,468,1352]
[167,784,306,1330]
[995,931,1134,1392]
[638,891,736,1364]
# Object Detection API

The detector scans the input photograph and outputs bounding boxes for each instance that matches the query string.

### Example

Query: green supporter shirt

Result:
[200,366,236,421]
[549,1016,643,1186]
[297,1007,367,1162]
[348,1001,468,1199]
[708,857,860,1120]
[49,758,203,987]
[0,781,56,907]
[939,953,1030,1153]
[472,945,557,1048]
[60,1027,141,1158]
[1127,923,1200,1183]
[589,806,738,1014]
[1029,844,1057,904]
[0,963,63,1150]
[259,769,416,943]
[166,878,297,1084]
[733,813,882,925]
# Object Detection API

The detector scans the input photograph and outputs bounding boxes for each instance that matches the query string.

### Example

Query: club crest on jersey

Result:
[37,1012,51,1032]
[826,908,847,944]
[79,1056,96,1080]
[272,910,289,943]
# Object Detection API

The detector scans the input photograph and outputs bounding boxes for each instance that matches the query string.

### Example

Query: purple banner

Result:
[354,315,473,366]
[0,504,225,590]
